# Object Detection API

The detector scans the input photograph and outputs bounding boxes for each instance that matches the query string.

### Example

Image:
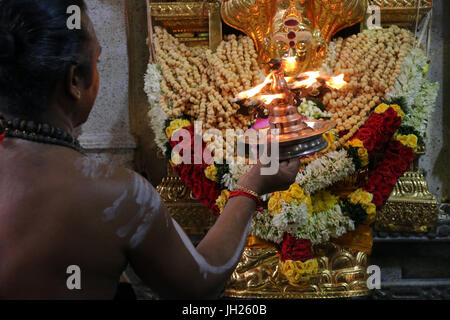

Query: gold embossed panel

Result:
[225,242,369,299]
[368,0,433,28]
[147,1,222,57]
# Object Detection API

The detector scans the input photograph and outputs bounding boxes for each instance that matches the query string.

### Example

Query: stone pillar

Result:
[79,0,136,169]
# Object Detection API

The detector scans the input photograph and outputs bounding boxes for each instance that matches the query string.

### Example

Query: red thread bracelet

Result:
[229,190,264,213]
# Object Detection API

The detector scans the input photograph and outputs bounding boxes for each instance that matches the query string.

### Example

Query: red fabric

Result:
[0,134,4,144]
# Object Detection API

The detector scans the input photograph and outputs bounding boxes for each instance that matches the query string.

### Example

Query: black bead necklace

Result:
[0,115,85,155]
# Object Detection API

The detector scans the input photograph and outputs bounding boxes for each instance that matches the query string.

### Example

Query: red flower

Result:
[170,125,223,215]
[356,128,376,151]
[280,234,314,262]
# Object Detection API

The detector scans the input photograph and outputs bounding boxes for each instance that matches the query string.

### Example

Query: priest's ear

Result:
[67,63,83,100]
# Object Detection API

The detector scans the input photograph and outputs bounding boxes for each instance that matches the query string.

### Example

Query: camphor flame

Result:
[237,73,273,100]
[291,71,321,89]
[326,74,347,90]
[258,94,285,105]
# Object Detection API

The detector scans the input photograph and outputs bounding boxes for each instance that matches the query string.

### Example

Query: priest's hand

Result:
[236,157,300,195]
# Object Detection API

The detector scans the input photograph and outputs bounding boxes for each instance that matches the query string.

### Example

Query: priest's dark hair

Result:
[0,0,89,119]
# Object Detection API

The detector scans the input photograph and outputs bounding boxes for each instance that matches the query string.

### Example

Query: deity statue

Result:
[221,0,368,74]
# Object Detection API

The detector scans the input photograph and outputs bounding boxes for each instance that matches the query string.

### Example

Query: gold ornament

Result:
[221,0,368,74]
[224,241,369,299]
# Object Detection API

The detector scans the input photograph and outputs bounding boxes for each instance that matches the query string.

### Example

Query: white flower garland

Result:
[295,150,356,195]
[386,47,439,136]
[297,98,332,120]
[221,163,252,191]
[144,63,169,154]
[250,202,355,245]
[294,204,355,244]
[221,163,271,201]
[249,209,285,244]
[404,80,439,136]
[386,47,427,108]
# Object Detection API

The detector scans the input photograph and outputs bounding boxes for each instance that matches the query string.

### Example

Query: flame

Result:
[326,74,347,89]
[284,77,294,83]
[258,94,285,105]
[291,71,321,89]
[237,73,273,100]
[282,56,298,74]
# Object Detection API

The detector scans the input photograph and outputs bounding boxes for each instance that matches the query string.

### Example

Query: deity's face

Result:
[221,0,367,75]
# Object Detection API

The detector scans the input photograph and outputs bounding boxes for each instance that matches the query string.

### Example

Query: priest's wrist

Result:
[236,175,263,196]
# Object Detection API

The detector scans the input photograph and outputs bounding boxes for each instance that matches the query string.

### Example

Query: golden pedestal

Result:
[224,243,369,299]
[157,164,217,236]
[376,147,439,233]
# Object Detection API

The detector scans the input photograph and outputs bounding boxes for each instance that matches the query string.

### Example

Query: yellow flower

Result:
[215,189,230,213]
[288,184,305,199]
[165,119,191,139]
[349,189,373,205]
[374,103,390,114]
[346,138,364,148]
[321,131,337,153]
[357,147,369,167]
[269,184,312,215]
[302,259,319,274]
[204,164,218,182]
[268,193,282,216]
[364,203,377,222]
[280,260,297,282]
[280,259,319,284]
[423,63,429,74]
[396,134,418,152]
[312,190,339,213]
[390,104,405,119]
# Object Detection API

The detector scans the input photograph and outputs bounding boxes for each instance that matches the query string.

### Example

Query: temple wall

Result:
[420,0,450,204]
[79,0,137,169]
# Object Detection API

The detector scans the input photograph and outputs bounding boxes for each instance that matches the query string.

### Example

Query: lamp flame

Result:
[291,71,321,89]
[258,94,285,105]
[326,74,347,90]
[237,73,273,100]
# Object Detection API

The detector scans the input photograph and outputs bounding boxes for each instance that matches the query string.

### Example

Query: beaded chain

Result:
[0,115,85,155]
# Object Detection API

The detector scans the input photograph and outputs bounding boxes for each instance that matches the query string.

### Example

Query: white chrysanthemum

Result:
[293,204,355,244]
[387,48,427,108]
[250,201,355,245]
[404,81,439,136]
[144,63,168,153]
[221,163,252,191]
[296,150,355,195]
[249,209,285,244]
[386,47,439,137]
[272,201,310,236]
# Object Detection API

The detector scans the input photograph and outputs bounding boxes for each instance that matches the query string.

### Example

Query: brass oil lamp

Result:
[235,59,339,160]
